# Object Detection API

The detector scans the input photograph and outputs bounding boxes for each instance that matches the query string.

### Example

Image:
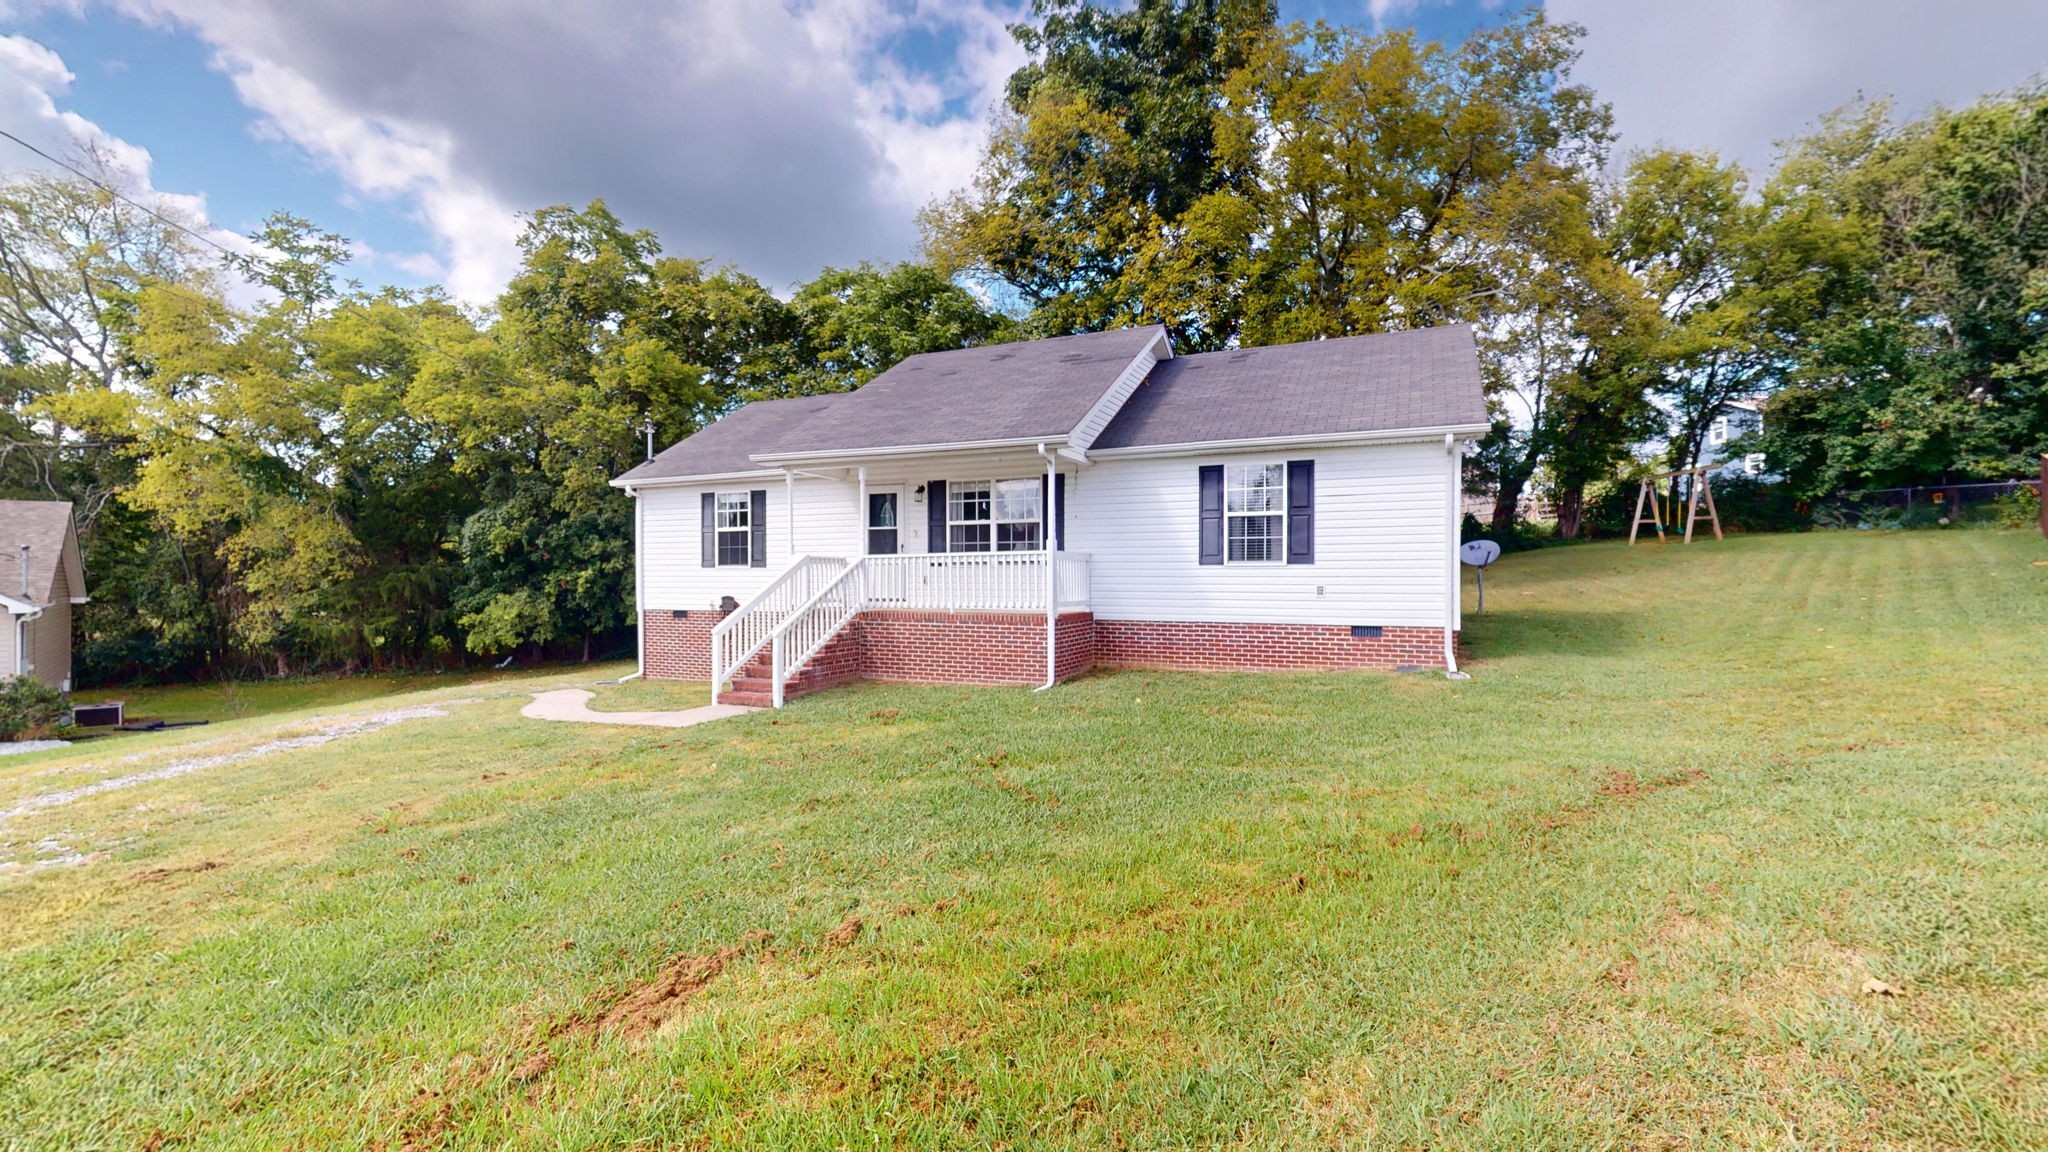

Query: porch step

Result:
[727,675,771,694]
[719,690,775,708]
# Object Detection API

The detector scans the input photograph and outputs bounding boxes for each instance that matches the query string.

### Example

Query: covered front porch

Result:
[710,549,1092,707]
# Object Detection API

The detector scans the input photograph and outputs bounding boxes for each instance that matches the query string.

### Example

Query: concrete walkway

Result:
[521,688,754,729]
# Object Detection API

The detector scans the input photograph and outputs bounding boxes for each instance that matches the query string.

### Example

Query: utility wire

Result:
[0,128,546,403]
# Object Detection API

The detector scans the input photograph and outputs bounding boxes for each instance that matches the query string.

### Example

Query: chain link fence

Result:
[1813,479,2041,529]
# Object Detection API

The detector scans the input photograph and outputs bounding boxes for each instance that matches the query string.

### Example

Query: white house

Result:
[611,325,1489,706]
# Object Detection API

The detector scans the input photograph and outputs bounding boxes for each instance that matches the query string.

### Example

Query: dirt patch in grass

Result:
[129,860,222,882]
[579,928,777,1044]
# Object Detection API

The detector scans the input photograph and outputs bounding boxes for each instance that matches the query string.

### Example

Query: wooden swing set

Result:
[1629,465,1724,545]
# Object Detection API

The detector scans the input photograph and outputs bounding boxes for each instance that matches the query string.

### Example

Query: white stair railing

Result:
[708,555,848,704]
[749,551,1093,708]
[766,559,869,708]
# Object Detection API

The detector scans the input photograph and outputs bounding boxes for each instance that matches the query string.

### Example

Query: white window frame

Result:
[1709,416,1730,446]
[1224,462,1286,565]
[948,478,1043,553]
[714,491,751,567]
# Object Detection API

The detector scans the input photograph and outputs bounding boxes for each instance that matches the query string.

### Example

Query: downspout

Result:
[1443,434,1469,680]
[1036,442,1058,690]
[622,484,644,681]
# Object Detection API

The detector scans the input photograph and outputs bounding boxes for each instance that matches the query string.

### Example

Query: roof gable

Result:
[0,501,85,607]
[1092,325,1488,451]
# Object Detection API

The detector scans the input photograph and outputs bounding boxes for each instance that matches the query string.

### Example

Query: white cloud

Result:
[69,0,1028,299]
[1550,0,2048,171]
[0,32,264,278]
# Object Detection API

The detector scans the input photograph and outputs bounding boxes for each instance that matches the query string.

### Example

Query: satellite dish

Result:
[1460,540,1501,568]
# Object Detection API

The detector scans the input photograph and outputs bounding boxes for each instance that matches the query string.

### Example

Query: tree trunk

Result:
[1490,473,1528,537]
[581,632,591,663]
[1556,484,1585,540]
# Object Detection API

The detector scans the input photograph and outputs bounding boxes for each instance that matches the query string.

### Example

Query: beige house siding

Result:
[27,561,72,689]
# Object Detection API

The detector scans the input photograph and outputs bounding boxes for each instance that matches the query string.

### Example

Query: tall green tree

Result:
[923,0,1276,341]
[771,262,1014,397]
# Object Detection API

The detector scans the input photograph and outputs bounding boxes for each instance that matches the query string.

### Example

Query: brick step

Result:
[719,690,775,708]
[726,676,771,693]
[740,664,771,679]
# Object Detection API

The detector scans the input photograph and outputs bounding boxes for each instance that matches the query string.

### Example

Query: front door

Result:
[867,488,903,555]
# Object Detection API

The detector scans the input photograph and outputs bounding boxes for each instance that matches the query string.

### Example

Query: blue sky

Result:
[3,1,2043,303]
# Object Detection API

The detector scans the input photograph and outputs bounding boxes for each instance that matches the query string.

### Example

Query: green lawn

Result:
[4,530,2045,1150]
[70,662,610,725]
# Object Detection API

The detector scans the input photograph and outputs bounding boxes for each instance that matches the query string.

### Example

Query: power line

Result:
[0,128,550,405]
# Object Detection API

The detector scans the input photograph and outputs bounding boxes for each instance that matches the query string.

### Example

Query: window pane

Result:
[949,482,990,521]
[996,522,1042,551]
[1225,463,1284,513]
[993,478,1041,523]
[1227,514,1282,563]
[716,492,749,530]
[717,531,750,566]
[949,523,992,552]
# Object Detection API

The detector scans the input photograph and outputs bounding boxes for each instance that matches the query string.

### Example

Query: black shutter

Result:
[749,489,767,568]
[701,492,716,568]
[1198,465,1224,565]
[1287,460,1315,564]
[926,480,947,553]
[1055,473,1067,551]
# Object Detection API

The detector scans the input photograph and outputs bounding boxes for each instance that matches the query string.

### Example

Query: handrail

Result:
[708,554,848,704]
[765,558,869,708]
[750,551,1094,708]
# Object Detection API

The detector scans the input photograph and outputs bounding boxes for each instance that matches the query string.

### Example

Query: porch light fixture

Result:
[913,484,926,503]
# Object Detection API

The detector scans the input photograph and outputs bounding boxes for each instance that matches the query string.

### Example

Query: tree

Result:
[773,262,1014,397]
[1759,89,2048,496]
[1125,10,1613,351]
[923,0,1276,341]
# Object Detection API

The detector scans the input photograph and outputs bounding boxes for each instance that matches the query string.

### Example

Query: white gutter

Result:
[609,468,783,490]
[1036,443,1058,690]
[754,434,1070,468]
[1443,434,1469,681]
[1089,423,1492,460]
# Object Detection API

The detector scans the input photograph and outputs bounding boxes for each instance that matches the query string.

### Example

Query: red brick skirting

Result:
[1093,620,1452,672]
[643,610,1454,694]
[641,608,731,680]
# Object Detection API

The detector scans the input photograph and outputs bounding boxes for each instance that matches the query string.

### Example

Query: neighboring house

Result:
[0,501,88,692]
[612,325,1489,706]
[1701,398,1766,476]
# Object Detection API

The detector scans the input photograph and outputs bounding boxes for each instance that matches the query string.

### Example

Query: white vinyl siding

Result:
[1068,441,1455,627]
[637,477,860,611]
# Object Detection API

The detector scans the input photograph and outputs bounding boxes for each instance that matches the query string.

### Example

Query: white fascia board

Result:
[0,593,37,616]
[609,469,784,492]
[1066,328,1173,454]
[750,435,1068,468]
[1087,423,1493,460]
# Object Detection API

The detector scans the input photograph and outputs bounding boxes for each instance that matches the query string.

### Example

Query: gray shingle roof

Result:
[614,323,1487,484]
[1093,325,1488,451]
[0,500,81,605]
[615,394,847,484]
[756,326,1166,457]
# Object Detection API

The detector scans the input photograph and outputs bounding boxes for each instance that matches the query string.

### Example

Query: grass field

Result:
[3,530,2045,1150]
[69,663,593,725]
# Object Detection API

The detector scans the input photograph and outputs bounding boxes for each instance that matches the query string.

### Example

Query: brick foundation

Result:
[1092,620,1453,672]
[643,610,1455,697]
[641,608,731,680]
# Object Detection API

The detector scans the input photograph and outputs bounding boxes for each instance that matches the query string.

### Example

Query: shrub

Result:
[1986,484,2042,529]
[0,677,67,742]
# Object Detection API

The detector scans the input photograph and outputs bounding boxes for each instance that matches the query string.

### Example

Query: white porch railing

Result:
[709,554,848,702]
[722,551,1091,707]
[864,553,1058,612]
